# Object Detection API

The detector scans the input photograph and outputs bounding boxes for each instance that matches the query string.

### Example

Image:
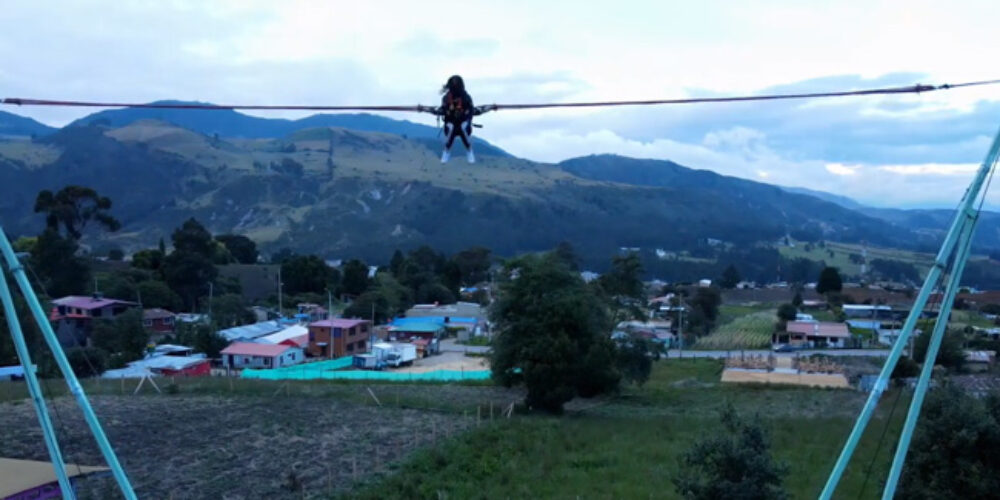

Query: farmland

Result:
[0,361,909,499]
[694,310,776,349]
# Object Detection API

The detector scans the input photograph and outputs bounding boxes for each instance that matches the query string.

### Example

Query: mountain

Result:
[64,101,509,156]
[780,185,1000,250]
[782,186,865,210]
[0,120,931,269]
[0,110,56,137]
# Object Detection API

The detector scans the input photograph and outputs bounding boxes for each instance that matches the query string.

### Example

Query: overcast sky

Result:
[2,0,999,208]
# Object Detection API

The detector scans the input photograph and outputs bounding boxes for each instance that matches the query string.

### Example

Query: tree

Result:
[107,248,124,261]
[389,250,406,277]
[913,329,965,371]
[204,293,254,328]
[216,234,258,264]
[816,266,843,294]
[30,229,90,297]
[598,252,646,323]
[416,282,456,304]
[65,347,108,378]
[776,303,798,322]
[343,274,413,323]
[91,309,149,363]
[171,218,214,258]
[791,292,803,308]
[616,335,663,387]
[162,218,218,310]
[33,186,120,240]
[175,323,229,358]
[718,264,741,289]
[450,246,492,285]
[674,405,788,500]
[687,288,722,335]
[899,387,1000,499]
[131,248,164,272]
[270,247,296,264]
[491,254,619,413]
[341,259,371,297]
[281,255,333,295]
[553,241,580,271]
[137,280,183,312]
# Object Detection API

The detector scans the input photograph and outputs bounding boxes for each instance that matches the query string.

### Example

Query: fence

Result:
[241,356,491,382]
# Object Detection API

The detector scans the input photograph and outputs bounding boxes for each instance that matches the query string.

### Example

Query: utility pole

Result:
[677,305,684,359]
[207,282,214,320]
[277,267,283,319]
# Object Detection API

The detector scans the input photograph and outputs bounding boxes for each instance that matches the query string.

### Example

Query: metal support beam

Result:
[820,123,1000,499]
[882,209,980,498]
[0,227,137,499]
[0,266,75,498]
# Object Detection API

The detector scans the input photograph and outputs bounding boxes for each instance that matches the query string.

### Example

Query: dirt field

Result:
[0,386,510,499]
[396,351,489,373]
[721,368,850,388]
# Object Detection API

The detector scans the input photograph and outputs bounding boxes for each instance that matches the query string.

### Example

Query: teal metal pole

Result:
[0,270,76,498]
[820,124,1000,499]
[882,183,985,498]
[0,228,138,500]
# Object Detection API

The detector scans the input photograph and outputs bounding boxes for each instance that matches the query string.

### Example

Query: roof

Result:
[143,308,175,320]
[389,322,445,333]
[138,355,209,371]
[259,325,309,347]
[786,321,850,338]
[153,344,194,355]
[843,304,892,311]
[392,316,477,327]
[221,342,295,357]
[0,365,34,377]
[218,321,284,341]
[52,295,137,310]
[0,458,108,497]
[310,318,369,329]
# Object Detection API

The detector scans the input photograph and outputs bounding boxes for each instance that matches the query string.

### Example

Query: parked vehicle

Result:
[372,342,417,368]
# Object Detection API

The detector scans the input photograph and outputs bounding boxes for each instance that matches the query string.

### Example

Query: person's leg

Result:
[461,119,475,163]
[442,123,457,163]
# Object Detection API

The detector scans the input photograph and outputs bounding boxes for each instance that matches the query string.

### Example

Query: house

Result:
[259,324,309,348]
[142,308,176,335]
[307,319,372,358]
[49,295,138,347]
[221,342,304,370]
[387,321,446,342]
[296,303,329,322]
[774,321,851,348]
[102,344,210,378]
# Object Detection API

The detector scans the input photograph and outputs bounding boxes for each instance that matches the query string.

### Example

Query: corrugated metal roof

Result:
[310,319,369,328]
[53,295,137,310]
[218,321,284,341]
[389,322,445,333]
[786,321,850,338]
[259,325,309,347]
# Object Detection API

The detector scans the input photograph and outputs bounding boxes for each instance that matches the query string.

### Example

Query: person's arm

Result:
[463,93,474,132]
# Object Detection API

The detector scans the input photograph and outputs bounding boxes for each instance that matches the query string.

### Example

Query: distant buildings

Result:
[49,295,138,347]
[774,321,850,348]
[143,308,176,336]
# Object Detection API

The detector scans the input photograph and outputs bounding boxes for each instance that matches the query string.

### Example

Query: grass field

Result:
[778,239,938,277]
[349,360,908,499]
[0,362,910,499]
[694,311,776,349]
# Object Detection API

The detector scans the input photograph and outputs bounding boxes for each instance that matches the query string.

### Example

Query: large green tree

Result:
[162,218,218,310]
[215,234,258,264]
[34,185,120,240]
[491,253,620,413]
[91,309,149,363]
[816,266,843,294]
[281,255,333,295]
[913,328,966,371]
[674,405,788,500]
[899,387,1000,499]
[203,293,254,328]
[341,259,371,297]
[450,246,492,285]
[137,280,184,312]
[30,229,91,297]
[718,264,741,289]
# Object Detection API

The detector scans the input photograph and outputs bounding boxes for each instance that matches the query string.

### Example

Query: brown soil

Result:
[0,392,483,499]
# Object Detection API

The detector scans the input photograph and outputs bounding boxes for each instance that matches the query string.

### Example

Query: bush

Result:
[64,347,108,377]
[892,356,920,379]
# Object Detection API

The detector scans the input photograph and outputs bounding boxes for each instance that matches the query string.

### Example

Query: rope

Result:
[856,385,905,499]
[3,79,999,114]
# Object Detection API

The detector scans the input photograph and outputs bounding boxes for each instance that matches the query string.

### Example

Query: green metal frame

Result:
[821,123,1000,498]
[0,227,137,499]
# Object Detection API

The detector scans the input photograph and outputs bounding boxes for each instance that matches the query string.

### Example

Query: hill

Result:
[0,110,56,137]
[63,101,509,156]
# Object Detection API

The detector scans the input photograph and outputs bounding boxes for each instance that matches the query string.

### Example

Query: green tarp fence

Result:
[241,356,490,381]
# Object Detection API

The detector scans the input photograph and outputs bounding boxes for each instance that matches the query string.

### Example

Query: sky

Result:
[2,0,999,208]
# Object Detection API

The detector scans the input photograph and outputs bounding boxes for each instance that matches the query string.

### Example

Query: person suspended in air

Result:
[436,75,475,164]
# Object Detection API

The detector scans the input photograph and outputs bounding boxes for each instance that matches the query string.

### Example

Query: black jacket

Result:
[439,90,474,124]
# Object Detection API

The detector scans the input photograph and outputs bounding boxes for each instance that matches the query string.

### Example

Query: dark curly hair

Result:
[441,75,465,94]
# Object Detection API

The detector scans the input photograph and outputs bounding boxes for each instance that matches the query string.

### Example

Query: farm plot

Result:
[695,311,776,349]
[0,390,488,499]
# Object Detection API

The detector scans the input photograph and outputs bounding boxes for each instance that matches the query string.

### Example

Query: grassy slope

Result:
[695,310,776,349]
[348,360,908,500]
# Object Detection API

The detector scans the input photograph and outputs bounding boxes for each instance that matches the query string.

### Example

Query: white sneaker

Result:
[441,150,451,163]
[467,150,476,164]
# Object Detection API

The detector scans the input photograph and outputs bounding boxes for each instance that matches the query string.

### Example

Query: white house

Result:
[221,342,304,370]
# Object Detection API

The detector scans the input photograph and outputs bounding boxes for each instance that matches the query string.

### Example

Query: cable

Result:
[856,385,905,499]
[3,79,999,114]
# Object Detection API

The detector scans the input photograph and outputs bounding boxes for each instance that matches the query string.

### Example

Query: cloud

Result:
[878,163,979,175]
[825,163,860,176]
